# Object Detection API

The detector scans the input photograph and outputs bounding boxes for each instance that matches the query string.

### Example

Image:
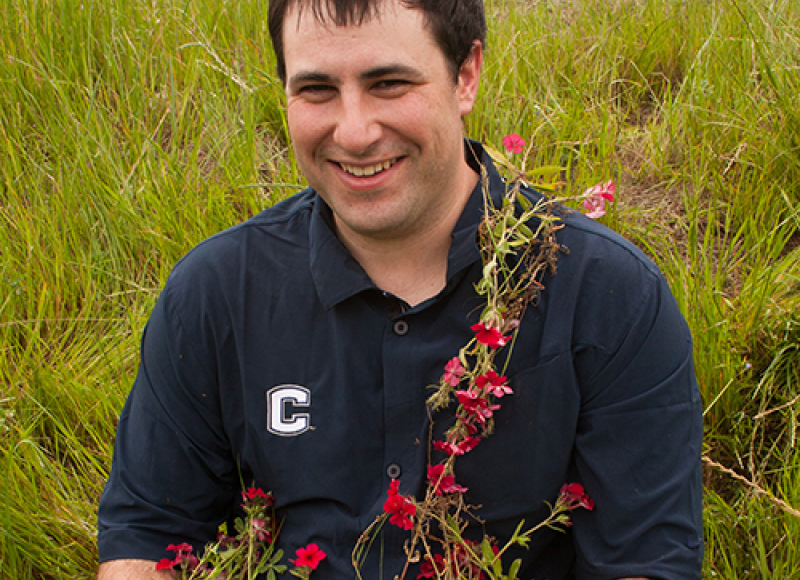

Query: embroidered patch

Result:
[267,385,312,436]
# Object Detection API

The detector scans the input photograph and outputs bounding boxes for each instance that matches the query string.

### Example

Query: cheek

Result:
[286,103,322,157]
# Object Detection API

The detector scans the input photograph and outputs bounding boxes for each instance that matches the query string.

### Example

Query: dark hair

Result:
[268,0,486,84]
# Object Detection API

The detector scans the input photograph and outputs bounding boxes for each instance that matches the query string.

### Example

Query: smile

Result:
[338,158,399,177]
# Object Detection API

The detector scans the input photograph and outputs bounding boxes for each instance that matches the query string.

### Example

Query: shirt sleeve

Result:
[97,279,240,563]
[569,251,704,579]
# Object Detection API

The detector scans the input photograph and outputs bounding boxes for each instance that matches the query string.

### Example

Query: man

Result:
[97,0,704,578]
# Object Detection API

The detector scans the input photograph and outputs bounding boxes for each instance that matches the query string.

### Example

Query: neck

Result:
[340,226,452,307]
[335,174,478,307]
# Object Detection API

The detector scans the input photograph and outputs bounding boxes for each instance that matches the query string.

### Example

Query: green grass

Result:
[1,0,799,577]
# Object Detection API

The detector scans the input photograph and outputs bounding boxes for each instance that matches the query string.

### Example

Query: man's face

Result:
[283,0,481,244]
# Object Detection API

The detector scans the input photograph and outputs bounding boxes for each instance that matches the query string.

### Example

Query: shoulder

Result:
[549,203,668,315]
[523,191,690,370]
[166,189,317,288]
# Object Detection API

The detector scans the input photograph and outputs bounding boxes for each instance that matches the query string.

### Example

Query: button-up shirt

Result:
[98,141,703,579]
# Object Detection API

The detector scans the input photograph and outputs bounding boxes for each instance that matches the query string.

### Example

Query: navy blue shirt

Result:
[98,142,703,579]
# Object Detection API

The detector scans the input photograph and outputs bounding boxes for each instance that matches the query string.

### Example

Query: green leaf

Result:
[445,513,462,538]
[481,538,495,562]
[508,558,522,580]
[517,223,534,239]
[516,192,532,212]
[483,143,515,171]
[233,517,245,534]
[525,165,564,177]
[527,182,562,192]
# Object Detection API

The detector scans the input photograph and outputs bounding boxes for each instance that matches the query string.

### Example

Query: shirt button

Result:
[393,320,409,336]
[386,463,402,479]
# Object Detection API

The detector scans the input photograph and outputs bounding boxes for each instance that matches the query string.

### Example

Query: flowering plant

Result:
[155,487,325,580]
[353,135,609,580]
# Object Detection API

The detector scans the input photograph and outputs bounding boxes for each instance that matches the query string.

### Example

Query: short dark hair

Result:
[268,0,486,84]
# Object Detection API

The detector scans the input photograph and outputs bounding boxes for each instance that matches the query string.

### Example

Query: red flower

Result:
[155,557,176,571]
[471,323,511,349]
[456,389,500,424]
[427,464,469,495]
[417,553,446,579]
[451,539,494,578]
[292,543,327,570]
[502,133,526,154]
[475,370,513,397]
[384,480,417,530]
[559,482,595,511]
[458,435,481,454]
[434,440,460,456]
[166,542,193,554]
[434,431,482,456]
[242,487,274,504]
[157,543,199,572]
[443,357,466,387]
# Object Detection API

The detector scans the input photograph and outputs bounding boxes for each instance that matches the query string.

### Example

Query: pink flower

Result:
[251,517,274,543]
[427,464,469,495]
[443,357,466,387]
[434,435,481,456]
[475,370,513,397]
[471,323,511,349]
[502,133,526,154]
[559,482,595,511]
[384,480,417,530]
[292,543,327,570]
[582,180,616,219]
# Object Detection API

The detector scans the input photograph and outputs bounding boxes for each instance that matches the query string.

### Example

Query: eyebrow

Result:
[288,64,425,92]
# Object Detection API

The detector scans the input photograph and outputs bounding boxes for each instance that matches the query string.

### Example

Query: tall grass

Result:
[1,0,798,577]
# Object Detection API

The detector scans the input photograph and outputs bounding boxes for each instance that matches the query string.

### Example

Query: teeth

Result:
[340,159,396,177]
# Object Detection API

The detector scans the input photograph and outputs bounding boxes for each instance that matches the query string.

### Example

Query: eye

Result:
[372,79,413,96]
[297,84,336,102]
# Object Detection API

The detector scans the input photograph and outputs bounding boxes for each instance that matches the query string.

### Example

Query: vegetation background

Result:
[1,0,798,576]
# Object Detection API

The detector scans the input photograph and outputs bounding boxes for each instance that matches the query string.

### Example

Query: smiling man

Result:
[97,1,703,579]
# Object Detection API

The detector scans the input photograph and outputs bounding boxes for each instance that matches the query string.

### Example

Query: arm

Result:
[97,281,239,563]
[564,228,703,578]
[97,559,175,579]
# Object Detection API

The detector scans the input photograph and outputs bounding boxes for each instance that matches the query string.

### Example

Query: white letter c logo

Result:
[267,385,312,436]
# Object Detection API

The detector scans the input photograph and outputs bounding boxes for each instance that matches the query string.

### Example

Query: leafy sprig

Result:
[354,135,610,580]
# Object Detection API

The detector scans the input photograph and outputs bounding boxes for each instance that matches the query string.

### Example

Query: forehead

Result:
[282,0,441,74]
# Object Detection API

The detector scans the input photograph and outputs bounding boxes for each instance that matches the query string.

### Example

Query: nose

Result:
[332,88,381,156]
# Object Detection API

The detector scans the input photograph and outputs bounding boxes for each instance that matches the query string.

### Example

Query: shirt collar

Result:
[309,139,505,310]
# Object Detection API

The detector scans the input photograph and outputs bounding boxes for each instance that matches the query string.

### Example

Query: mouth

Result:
[338,158,400,177]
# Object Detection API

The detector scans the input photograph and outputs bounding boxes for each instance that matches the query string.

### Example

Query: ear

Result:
[457,41,483,117]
